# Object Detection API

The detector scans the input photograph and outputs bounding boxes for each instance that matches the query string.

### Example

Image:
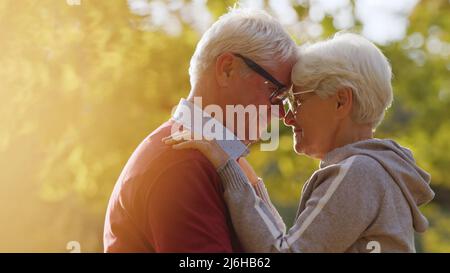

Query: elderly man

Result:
[166,33,434,252]
[103,8,297,252]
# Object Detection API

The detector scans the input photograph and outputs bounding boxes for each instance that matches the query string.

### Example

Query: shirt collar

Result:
[171,98,249,160]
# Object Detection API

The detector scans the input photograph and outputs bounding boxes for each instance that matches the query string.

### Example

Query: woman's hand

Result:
[237,158,259,186]
[162,130,230,169]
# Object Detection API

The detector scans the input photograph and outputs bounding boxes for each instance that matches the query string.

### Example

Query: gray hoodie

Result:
[217,139,435,252]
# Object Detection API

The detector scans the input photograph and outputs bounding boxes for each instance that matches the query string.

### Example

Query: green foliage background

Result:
[0,0,448,252]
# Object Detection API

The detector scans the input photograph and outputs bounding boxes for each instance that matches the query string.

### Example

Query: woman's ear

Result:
[215,52,236,87]
[335,87,353,118]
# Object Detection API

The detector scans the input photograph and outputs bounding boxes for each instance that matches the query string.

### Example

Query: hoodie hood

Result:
[321,138,435,233]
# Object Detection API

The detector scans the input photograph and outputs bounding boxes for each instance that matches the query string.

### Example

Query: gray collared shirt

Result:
[171,98,249,160]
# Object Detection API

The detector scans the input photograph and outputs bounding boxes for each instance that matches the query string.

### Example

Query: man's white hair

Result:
[292,32,393,129]
[189,8,297,87]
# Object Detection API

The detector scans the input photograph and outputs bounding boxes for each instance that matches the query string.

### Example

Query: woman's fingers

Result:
[164,133,229,169]
[164,137,184,145]
[163,130,192,144]
[172,140,197,150]
[173,139,210,154]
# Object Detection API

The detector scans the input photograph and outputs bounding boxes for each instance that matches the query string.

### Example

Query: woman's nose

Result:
[283,109,296,126]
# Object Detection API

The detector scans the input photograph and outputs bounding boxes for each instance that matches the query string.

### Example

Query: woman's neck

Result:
[330,121,374,155]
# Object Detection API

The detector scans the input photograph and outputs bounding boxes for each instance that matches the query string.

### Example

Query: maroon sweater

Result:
[103,120,243,252]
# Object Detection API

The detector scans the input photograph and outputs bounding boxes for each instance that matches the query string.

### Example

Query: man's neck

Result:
[185,94,253,145]
[187,88,225,123]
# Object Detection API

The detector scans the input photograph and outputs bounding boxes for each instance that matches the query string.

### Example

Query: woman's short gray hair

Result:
[189,8,297,87]
[292,33,393,129]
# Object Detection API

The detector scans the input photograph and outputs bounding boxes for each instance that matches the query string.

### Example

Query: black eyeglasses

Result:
[233,53,290,105]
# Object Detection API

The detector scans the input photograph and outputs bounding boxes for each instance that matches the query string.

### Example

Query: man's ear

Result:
[335,87,353,118]
[215,52,236,87]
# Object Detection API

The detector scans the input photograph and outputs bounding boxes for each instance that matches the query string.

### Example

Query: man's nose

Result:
[283,109,296,126]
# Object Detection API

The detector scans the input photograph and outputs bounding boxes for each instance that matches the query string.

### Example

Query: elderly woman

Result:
[164,33,434,252]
